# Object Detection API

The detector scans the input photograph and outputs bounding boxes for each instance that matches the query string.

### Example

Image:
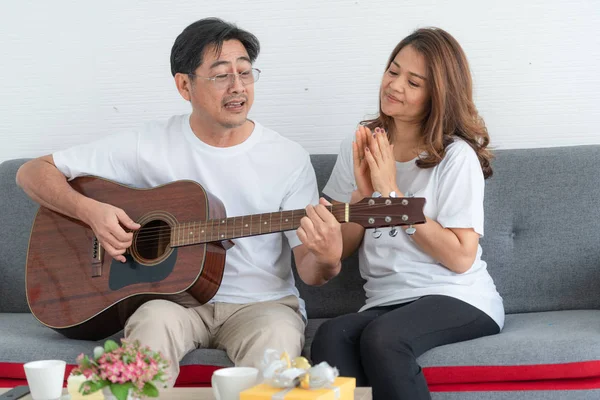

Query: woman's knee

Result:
[311,318,350,350]
[360,320,413,361]
[311,316,364,364]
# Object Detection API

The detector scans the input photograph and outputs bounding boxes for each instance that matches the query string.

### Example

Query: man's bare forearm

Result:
[16,156,94,223]
[295,248,341,286]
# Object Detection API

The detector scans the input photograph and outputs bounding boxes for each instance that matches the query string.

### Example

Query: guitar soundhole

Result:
[135,220,172,261]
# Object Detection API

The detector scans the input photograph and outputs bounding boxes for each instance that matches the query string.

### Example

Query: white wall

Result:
[1,0,599,162]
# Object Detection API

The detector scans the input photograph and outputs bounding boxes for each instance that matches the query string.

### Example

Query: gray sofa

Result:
[2,146,600,399]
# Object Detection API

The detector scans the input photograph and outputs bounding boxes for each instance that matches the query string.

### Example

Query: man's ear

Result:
[174,73,192,102]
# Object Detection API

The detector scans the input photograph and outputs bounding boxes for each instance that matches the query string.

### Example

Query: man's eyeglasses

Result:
[188,68,261,89]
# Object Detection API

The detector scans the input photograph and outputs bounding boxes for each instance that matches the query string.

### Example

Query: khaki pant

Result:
[119,292,305,387]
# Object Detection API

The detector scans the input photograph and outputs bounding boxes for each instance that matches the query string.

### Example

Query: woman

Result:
[311,27,504,399]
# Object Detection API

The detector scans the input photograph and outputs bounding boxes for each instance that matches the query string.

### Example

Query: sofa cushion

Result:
[0,313,232,386]
[0,313,124,364]
[4,310,600,389]
[419,310,600,384]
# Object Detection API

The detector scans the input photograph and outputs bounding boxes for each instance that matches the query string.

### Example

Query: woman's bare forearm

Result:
[404,216,478,273]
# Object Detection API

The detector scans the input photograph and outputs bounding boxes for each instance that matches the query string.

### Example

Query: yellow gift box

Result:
[240,377,356,400]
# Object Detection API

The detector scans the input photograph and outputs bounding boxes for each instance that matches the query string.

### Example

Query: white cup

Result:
[23,360,66,400]
[211,367,259,400]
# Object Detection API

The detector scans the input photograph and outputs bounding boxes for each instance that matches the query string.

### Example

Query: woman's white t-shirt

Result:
[324,134,505,329]
[53,114,319,319]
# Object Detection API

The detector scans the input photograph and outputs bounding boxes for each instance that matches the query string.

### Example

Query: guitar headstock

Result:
[348,197,426,229]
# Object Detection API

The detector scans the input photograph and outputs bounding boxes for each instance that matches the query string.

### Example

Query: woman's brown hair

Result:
[363,27,493,178]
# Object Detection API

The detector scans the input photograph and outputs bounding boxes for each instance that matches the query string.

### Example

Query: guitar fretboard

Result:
[170,205,347,247]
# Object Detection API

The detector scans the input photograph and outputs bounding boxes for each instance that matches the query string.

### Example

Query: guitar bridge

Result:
[91,236,103,277]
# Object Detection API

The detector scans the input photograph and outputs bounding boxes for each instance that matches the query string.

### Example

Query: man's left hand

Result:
[297,197,343,267]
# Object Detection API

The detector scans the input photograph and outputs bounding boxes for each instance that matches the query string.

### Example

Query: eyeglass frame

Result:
[187,68,261,88]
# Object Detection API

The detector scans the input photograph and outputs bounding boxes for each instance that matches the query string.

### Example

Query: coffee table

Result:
[1,387,372,399]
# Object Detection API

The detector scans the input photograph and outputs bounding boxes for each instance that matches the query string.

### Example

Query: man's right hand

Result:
[81,201,141,263]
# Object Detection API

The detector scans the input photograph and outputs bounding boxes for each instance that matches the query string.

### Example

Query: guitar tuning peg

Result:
[389,227,398,237]
[372,228,382,239]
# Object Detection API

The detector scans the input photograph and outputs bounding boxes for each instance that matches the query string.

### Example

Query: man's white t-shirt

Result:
[324,135,505,329]
[53,114,319,320]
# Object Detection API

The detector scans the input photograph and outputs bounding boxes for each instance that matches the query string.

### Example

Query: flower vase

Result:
[101,387,140,400]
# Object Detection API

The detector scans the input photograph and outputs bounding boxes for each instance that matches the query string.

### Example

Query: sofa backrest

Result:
[2,146,600,317]
[475,145,600,315]
[0,159,37,312]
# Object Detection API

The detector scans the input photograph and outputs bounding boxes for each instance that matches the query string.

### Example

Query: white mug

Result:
[23,360,66,400]
[211,367,259,400]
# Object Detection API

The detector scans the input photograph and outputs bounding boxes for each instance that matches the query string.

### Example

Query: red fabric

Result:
[429,376,600,392]
[0,362,220,387]
[0,379,25,387]
[0,363,76,388]
[3,361,600,391]
[423,361,600,385]
[175,365,223,386]
[0,363,74,380]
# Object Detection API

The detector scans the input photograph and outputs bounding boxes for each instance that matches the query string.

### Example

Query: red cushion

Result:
[0,363,219,387]
[175,365,223,386]
[429,377,600,392]
[424,361,600,385]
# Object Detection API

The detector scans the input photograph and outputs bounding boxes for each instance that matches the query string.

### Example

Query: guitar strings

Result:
[126,209,418,235]
[127,209,415,235]
[118,204,418,235]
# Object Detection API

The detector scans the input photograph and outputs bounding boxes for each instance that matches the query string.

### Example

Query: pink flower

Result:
[74,338,169,397]
[82,369,94,379]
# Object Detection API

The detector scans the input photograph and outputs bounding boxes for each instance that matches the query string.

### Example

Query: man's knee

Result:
[259,318,304,352]
[232,312,304,368]
[237,324,304,369]
[125,299,185,334]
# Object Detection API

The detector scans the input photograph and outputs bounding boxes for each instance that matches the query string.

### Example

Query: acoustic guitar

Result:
[25,177,426,340]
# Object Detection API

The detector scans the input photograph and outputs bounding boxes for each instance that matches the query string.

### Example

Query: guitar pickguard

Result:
[108,248,179,290]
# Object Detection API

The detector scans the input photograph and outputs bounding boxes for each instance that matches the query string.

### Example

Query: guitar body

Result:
[26,177,227,340]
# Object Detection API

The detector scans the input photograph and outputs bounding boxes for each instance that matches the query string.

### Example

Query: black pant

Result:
[310,295,500,400]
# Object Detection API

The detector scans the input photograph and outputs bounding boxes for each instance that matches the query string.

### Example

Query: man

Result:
[16,17,343,386]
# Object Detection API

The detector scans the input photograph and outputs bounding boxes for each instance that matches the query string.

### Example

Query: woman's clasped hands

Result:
[352,125,402,199]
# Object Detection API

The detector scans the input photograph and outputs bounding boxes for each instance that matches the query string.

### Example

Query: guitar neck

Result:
[170,204,348,247]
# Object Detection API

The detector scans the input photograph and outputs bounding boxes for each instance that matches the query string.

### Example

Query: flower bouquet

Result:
[71,339,169,400]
